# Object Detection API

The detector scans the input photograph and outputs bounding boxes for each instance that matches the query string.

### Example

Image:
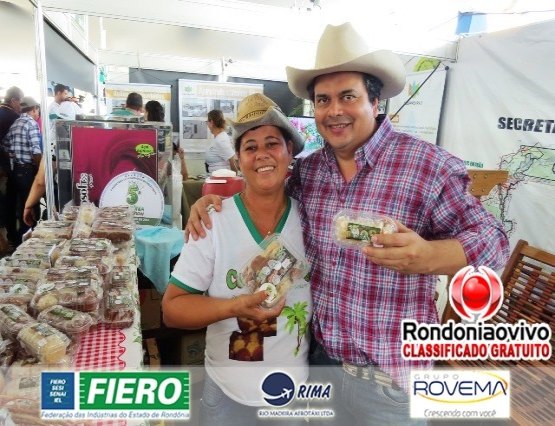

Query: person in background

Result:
[0,86,24,253]
[205,109,237,174]
[47,83,69,120]
[2,96,42,244]
[163,93,311,425]
[22,158,46,227]
[144,99,165,122]
[111,92,143,117]
[186,22,510,424]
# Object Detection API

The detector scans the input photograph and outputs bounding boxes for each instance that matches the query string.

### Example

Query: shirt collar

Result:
[322,114,393,168]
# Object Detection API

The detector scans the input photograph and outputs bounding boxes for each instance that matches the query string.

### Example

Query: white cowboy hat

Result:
[228,93,304,156]
[286,22,406,100]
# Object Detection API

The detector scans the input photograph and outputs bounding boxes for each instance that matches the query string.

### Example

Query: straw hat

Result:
[228,93,304,156]
[286,22,406,100]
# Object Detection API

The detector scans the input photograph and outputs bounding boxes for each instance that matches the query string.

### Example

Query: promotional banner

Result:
[178,80,263,153]
[105,83,172,124]
[439,20,555,252]
[71,127,162,225]
[388,68,447,145]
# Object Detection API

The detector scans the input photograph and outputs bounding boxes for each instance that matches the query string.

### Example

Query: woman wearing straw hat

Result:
[163,93,311,424]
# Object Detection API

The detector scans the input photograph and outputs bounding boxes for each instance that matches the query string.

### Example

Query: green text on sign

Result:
[79,372,190,410]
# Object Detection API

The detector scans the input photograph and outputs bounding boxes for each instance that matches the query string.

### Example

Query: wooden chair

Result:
[444,240,555,425]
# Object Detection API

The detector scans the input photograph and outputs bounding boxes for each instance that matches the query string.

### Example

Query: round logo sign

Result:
[100,171,164,226]
[261,372,295,407]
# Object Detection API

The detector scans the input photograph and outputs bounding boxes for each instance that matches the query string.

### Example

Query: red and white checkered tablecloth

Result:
[75,324,126,370]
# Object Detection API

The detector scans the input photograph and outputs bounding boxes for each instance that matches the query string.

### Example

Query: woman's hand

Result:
[185,194,223,241]
[231,291,286,322]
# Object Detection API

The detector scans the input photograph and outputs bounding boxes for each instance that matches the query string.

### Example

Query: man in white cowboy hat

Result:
[186,22,509,424]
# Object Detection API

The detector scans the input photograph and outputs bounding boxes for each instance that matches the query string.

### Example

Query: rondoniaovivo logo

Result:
[449,266,503,322]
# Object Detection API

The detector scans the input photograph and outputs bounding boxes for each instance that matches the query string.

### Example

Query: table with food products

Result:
[0,204,143,424]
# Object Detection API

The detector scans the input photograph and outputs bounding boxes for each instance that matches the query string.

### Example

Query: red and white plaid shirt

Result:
[287,115,509,389]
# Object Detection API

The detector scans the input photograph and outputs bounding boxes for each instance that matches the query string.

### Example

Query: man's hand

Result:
[185,194,223,241]
[23,207,37,227]
[361,222,467,275]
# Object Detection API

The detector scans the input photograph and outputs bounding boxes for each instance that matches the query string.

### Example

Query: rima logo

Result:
[410,370,510,419]
[41,371,190,421]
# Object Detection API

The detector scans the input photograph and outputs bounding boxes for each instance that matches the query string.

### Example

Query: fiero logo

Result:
[410,370,510,419]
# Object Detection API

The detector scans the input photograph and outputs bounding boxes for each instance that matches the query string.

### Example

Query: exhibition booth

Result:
[0,0,554,424]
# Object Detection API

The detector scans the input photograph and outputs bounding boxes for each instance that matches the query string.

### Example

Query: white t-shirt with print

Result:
[170,194,312,406]
[204,131,235,173]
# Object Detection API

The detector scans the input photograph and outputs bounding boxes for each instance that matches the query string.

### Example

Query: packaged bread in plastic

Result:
[31,220,74,240]
[0,255,50,270]
[17,322,70,364]
[90,220,134,243]
[102,288,135,329]
[111,266,134,289]
[30,278,103,314]
[64,237,114,258]
[0,336,16,369]
[96,205,134,223]
[0,281,35,308]
[61,204,80,222]
[0,267,45,285]
[1,375,41,398]
[238,234,309,308]
[37,305,93,341]
[0,304,36,340]
[55,255,112,276]
[332,209,397,248]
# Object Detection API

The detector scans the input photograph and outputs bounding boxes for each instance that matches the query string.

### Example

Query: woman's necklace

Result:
[240,192,286,236]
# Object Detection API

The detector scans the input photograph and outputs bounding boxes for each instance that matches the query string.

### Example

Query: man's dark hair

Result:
[126,92,143,111]
[54,83,68,95]
[207,110,225,129]
[234,125,291,153]
[307,73,384,104]
[4,86,24,103]
[22,105,37,113]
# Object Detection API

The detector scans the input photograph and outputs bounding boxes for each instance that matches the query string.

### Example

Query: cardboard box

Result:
[179,332,206,365]
[139,289,162,330]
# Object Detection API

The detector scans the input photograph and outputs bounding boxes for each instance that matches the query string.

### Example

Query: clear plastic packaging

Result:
[90,220,134,243]
[71,203,98,238]
[238,234,309,308]
[96,205,134,223]
[62,237,114,258]
[55,254,112,276]
[332,209,397,248]
[31,220,74,240]
[30,278,103,314]
[102,288,135,329]
[37,305,93,342]
[0,304,36,340]
[0,267,46,284]
[111,266,134,289]
[0,336,16,369]
[61,204,80,222]
[0,256,50,270]
[17,322,71,364]
[0,281,36,308]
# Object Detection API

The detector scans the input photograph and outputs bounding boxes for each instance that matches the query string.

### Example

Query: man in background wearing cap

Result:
[187,23,509,423]
[0,86,24,252]
[2,96,42,244]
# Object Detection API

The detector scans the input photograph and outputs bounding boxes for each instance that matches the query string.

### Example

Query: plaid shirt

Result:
[287,115,509,389]
[3,113,42,165]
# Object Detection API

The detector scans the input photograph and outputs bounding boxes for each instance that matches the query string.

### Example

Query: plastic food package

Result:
[0,267,45,284]
[90,220,134,243]
[0,336,16,369]
[61,205,80,222]
[30,278,103,314]
[238,234,309,308]
[17,322,70,364]
[332,209,397,248]
[0,304,36,340]
[0,281,36,308]
[37,305,93,341]
[0,256,50,270]
[111,266,134,289]
[55,255,112,276]
[102,288,135,329]
[96,205,135,223]
[31,220,74,240]
[63,237,114,258]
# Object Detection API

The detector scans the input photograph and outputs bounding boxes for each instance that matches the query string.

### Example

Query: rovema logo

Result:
[262,372,295,407]
[410,370,510,419]
[449,265,503,322]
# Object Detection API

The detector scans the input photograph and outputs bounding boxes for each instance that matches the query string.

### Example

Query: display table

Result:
[182,179,204,226]
[135,227,184,294]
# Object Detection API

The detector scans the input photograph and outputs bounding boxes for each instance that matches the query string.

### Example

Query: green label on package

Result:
[346,223,381,241]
